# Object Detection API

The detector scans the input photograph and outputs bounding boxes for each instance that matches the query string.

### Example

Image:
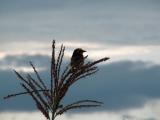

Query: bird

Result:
[70,48,86,70]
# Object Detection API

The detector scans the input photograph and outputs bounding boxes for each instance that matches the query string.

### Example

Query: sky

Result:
[0,0,160,120]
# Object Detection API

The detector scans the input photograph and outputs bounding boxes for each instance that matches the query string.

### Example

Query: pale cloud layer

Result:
[0,100,160,120]
[0,41,160,68]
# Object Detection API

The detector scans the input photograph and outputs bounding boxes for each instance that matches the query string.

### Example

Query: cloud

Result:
[0,54,50,72]
[1,99,160,120]
[0,0,160,45]
[1,60,160,112]
[1,41,160,65]
[63,60,160,111]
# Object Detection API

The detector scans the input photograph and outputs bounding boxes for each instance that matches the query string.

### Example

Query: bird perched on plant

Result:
[71,48,86,70]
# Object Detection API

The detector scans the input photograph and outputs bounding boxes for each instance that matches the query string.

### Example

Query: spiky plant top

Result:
[4,40,110,120]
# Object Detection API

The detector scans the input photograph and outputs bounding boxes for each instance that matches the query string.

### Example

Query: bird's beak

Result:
[82,50,86,52]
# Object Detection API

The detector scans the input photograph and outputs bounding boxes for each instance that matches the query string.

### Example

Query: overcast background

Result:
[0,0,160,120]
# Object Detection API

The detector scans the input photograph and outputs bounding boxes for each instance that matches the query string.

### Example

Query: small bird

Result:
[71,48,86,70]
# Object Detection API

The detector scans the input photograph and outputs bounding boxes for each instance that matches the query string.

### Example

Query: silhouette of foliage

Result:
[4,40,110,120]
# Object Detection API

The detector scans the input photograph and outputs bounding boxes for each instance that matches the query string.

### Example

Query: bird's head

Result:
[73,48,86,55]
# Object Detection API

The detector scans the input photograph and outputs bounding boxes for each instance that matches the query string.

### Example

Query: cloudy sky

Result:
[0,0,160,120]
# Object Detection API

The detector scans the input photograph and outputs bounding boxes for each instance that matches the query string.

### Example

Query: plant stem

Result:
[52,112,55,120]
